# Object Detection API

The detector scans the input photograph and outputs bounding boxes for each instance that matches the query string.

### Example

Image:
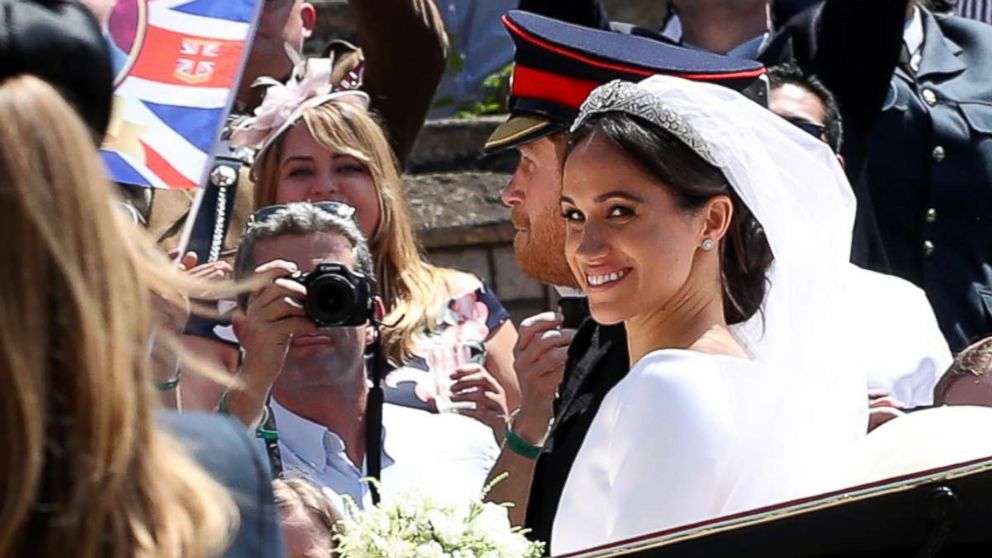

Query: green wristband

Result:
[217,390,232,415]
[154,371,181,392]
[505,427,543,460]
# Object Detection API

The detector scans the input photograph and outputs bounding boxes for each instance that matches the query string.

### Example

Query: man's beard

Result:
[514,213,580,288]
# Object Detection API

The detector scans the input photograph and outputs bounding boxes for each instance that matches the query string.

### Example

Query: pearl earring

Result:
[702,238,715,251]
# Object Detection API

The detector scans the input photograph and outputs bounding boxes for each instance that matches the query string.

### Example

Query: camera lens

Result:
[307,274,357,325]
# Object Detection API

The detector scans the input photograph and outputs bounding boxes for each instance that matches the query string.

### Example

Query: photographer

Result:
[225,203,498,507]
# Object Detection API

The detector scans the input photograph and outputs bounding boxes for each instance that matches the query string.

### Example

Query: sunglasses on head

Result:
[785,117,827,141]
[247,201,357,229]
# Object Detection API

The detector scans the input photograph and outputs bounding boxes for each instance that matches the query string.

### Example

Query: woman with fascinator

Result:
[229,56,520,438]
[549,75,876,554]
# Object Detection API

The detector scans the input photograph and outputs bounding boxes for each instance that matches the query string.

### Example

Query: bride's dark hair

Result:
[566,112,773,325]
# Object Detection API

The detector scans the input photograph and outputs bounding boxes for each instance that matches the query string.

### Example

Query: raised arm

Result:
[812,0,906,129]
[485,312,574,526]
[348,0,449,166]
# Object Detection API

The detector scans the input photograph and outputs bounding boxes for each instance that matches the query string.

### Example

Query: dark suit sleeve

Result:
[812,0,905,128]
[348,0,449,167]
[810,0,905,269]
[517,0,610,30]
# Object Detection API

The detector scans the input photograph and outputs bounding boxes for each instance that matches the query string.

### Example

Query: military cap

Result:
[484,10,767,154]
[0,0,114,141]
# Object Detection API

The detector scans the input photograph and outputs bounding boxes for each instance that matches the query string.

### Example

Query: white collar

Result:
[554,285,586,298]
[271,397,396,474]
[270,397,364,472]
[904,6,925,57]
[271,398,338,472]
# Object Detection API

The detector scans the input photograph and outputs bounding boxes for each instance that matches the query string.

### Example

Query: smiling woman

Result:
[550,77,874,554]
[561,109,772,342]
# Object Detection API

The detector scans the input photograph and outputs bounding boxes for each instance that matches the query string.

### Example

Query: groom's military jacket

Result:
[525,319,629,548]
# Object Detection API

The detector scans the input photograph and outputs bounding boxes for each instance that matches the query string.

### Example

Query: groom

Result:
[480,10,767,548]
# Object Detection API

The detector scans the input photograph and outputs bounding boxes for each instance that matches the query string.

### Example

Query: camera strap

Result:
[365,332,385,505]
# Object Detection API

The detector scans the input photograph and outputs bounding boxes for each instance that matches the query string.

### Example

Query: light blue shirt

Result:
[268,398,499,510]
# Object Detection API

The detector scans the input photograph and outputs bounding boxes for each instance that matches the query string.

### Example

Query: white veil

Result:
[575,76,869,504]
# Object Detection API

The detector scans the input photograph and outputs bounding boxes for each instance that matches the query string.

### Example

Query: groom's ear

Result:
[701,194,734,243]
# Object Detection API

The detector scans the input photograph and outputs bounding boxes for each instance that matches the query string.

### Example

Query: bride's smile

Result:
[560,129,727,329]
[584,267,630,288]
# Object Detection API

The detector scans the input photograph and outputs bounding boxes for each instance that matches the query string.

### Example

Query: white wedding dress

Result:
[551,350,853,555]
[550,76,874,555]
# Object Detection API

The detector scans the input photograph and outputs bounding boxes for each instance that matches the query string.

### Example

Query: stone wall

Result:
[405,119,552,325]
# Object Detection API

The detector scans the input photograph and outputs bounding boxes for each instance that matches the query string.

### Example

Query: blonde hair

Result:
[254,101,460,365]
[0,75,236,558]
[272,476,343,535]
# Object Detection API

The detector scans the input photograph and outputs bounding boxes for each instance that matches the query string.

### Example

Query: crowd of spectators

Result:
[5,0,992,556]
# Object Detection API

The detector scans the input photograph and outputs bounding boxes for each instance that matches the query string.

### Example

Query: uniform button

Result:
[922,89,938,106]
[932,146,946,163]
[926,208,937,223]
[924,240,935,256]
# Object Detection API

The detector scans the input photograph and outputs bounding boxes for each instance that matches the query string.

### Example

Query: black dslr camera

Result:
[287,263,374,327]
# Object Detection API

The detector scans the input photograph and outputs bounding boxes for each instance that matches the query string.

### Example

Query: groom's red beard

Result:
[512,209,581,288]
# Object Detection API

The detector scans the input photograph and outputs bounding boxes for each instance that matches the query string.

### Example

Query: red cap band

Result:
[510,65,602,111]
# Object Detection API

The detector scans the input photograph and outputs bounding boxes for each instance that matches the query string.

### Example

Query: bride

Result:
[551,76,871,554]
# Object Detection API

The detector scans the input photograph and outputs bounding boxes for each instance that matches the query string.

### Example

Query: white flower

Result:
[334,481,543,558]
[428,508,466,546]
[415,541,446,558]
[472,503,512,534]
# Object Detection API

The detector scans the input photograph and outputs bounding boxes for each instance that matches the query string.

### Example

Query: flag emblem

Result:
[175,39,222,84]
[100,0,261,190]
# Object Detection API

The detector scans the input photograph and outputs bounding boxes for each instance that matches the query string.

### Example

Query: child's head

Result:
[934,337,992,407]
[272,476,342,558]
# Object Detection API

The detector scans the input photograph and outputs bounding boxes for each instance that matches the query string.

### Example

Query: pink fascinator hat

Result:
[230,44,370,167]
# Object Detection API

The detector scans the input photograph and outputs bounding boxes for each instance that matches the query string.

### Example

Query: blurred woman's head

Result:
[252,100,459,365]
[562,112,772,327]
[0,74,234,558]
[272,476,342,558]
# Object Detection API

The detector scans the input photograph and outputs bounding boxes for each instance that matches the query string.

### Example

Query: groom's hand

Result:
[513,312,576,444]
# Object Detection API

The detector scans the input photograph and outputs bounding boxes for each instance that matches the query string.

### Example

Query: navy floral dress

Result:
[376,274,510,413]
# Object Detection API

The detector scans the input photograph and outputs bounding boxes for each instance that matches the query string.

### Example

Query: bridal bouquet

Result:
[334,478,544,558]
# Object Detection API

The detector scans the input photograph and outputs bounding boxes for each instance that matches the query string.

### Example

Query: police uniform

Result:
[864,8,992,353]
[483,11,766,549]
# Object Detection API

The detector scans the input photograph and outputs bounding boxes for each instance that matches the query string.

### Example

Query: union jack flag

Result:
[100,0,261,189]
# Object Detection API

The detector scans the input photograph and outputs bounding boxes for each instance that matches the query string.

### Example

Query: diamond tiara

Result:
[571,79,718,167]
